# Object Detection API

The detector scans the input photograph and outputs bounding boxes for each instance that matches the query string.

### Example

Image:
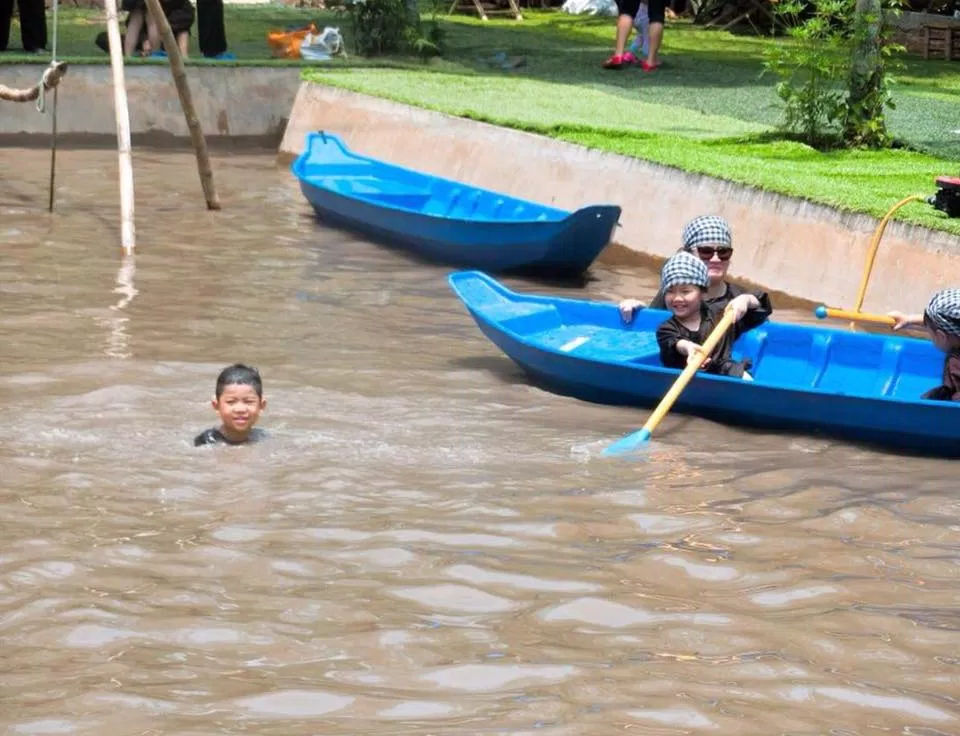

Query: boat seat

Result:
[323,176,431,209]
[455,277,562,333]
[420,187,468,218]
[816,336,884,396]
[534,325,660,362]
[742,327,823,389]
[875,341,903,397]
[882,340,942,400]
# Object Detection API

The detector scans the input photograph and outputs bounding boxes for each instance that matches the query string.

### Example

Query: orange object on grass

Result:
[266,23,319,59]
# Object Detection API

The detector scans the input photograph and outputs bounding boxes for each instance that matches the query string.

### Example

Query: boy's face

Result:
[666,284,702,319]
[212,383,266,439]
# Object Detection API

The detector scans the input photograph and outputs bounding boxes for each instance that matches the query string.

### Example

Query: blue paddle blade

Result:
[601,427,652,457]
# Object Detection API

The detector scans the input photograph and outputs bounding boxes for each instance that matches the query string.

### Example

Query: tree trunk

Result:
[404,0,420,28]
[143,0,222,210]
[844,0,886,147]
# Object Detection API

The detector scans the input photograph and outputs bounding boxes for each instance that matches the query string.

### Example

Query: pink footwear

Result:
[622,51,638,64]
[640,60,659,72]
[603,54,625,69]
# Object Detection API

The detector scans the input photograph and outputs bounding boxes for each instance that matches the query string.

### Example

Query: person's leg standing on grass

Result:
[0,0,14,52]
[197,0,228,58]
[165,0,195,57]
[603,0,641,69]
[642,0,665,71]
[8,0,47,52]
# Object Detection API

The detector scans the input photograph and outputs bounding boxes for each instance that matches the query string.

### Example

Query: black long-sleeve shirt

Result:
[656,295,772,378]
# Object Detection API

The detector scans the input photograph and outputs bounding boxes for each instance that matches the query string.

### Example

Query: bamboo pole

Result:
[48,86,58,213]
[48,0,59,213]
[143,0,221,210]
[103,0,136,254]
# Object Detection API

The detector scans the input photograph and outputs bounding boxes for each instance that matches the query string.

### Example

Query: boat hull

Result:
[292,132,621,276]
[449,271,960,457]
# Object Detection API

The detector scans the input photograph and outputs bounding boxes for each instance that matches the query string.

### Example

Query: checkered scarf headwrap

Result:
[660,251,709,291]
[681,215,733,251]
[925,288,960,337]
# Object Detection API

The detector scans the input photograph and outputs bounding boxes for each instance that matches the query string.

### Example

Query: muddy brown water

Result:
[1,148,958,735]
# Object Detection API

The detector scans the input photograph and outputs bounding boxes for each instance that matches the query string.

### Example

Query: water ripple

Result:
[0,148,956,736]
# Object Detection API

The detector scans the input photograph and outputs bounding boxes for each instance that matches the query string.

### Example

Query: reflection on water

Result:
[1,148,957,735]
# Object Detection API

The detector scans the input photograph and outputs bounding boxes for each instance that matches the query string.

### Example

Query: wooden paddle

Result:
[602,310,738,457]
[813,305,896,327]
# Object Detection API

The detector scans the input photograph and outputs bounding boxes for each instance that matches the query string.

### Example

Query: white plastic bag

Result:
[301,26,344,61]
[560,0,617,16]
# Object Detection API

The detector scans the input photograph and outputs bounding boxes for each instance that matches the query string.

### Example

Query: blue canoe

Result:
[448,270,960,457]
[291,132,621,275]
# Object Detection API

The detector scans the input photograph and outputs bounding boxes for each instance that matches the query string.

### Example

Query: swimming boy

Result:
[194,363,267,446]
[655,251,772,379]
[889,288,960,402]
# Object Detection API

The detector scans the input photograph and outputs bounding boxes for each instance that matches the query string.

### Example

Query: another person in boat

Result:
[620,215,770,322]
[194,363,267,446]
[889,288,960,402]
[655,251,772,380]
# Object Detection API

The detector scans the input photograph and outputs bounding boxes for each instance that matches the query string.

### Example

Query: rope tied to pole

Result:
[36,0,59,113]
[0,60,67,103]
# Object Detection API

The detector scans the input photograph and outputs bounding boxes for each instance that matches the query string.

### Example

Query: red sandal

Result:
[602,54,625,69]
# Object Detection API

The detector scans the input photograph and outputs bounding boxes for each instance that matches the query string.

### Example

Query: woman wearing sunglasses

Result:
[619,215,772,322]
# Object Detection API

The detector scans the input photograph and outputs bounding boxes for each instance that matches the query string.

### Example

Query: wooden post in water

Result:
[143,0,221,210]
[103,0,136,254]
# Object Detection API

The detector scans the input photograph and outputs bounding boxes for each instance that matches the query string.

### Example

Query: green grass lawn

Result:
[0,5,338,65]
[302,11,960,236]
[3,6,958,235]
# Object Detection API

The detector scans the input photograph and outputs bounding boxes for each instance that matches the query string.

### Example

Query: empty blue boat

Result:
[449,270,960,457]
[291,132,621,275]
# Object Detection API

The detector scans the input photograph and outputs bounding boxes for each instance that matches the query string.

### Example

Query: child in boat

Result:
[655,251,772,380]
[889,288,960,402]
[194,363,267,446]
[620,215,772,321]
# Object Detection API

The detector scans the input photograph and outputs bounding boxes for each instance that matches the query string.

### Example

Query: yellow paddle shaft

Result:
[817,306,896,327]
[639,310,738,438]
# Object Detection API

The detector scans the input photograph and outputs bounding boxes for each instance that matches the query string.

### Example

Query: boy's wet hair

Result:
[216,363,263,398]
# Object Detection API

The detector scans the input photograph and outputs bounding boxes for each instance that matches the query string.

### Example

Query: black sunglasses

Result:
[695,246,733,262]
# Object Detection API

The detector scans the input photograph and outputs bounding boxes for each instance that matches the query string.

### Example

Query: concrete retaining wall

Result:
[280,83,960,313]
[2,64,301,143]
